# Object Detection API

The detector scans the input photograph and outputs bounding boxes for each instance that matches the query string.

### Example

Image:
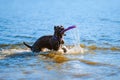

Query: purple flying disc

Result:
[61,25,76,33]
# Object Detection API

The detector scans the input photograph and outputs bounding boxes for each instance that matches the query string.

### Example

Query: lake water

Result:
[0,0,120,80]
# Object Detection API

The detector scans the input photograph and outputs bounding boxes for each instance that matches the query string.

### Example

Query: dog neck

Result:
[53,35,59,40]
[53,35,57,40]
[53,35,63,41]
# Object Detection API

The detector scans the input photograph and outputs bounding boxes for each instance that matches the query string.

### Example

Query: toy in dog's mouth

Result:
[61,25,76,34]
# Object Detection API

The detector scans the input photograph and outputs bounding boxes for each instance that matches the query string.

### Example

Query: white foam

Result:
[65,26,85,54]
[0,49,30,54]
[66,45,84,54]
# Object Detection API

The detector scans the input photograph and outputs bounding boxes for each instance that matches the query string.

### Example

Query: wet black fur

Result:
[23,26,67,53]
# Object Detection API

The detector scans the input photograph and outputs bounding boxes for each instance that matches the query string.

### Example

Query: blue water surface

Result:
[0,0,120,80]
[0,0,120,46]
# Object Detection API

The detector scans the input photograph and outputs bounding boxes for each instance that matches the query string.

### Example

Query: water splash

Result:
[67,26,84,54]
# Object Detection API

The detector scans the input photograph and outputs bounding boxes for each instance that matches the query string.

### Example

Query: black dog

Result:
[23,26,67,53]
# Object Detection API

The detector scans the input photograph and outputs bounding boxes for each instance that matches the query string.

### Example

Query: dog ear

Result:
[64,34,66,36]
[54,26,57,30]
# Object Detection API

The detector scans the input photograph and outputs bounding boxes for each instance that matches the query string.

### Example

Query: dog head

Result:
[54,25,65,39]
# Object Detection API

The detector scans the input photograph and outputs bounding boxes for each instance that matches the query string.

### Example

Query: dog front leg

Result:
[62,45,68,53]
